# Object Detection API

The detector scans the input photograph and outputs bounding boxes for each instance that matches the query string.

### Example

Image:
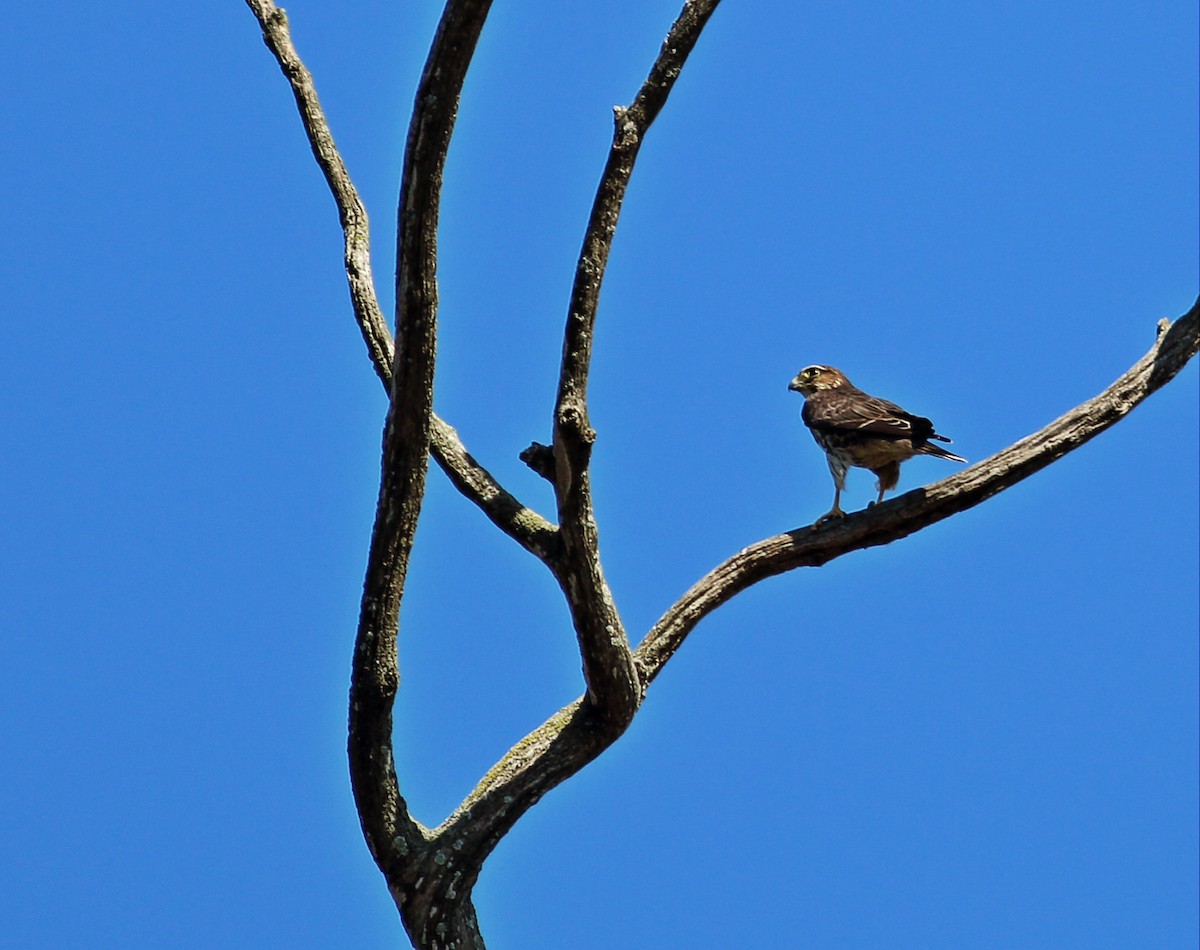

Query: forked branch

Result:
[245,2,1196,947]
[245,0,558,569]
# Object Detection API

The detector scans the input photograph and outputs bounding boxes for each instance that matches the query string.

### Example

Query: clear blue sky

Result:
[2,2,1196,947]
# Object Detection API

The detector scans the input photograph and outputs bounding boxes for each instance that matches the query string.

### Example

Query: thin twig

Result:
[244,0,393,380]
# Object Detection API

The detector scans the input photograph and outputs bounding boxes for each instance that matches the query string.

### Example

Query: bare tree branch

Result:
[244,0,394,381]
[432,698,608,881]
[351,0,493,900]
[634,300,1200,686]
[550,0,723,726]
[430,416,562,563]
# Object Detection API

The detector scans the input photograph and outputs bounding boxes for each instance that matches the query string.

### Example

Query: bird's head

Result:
[788,365,850,396]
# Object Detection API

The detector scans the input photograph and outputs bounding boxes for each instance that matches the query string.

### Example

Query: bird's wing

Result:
[804,390,935,441]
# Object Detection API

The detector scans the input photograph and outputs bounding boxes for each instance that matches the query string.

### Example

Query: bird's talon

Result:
[814,509,846,527]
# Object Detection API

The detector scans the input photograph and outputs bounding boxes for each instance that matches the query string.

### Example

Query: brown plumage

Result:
[788,365,966,523]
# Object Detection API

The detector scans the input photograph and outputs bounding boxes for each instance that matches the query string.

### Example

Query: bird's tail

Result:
[920,441,967,464]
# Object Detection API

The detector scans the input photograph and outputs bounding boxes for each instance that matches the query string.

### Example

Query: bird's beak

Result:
[787,378,802,393]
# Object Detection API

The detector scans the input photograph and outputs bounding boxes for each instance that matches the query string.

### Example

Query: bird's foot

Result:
[813,508,846,529]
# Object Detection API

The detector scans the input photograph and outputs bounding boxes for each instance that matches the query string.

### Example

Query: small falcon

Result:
[788,365,966,523]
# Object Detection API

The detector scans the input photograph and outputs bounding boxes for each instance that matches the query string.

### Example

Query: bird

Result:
[787,365,966,524]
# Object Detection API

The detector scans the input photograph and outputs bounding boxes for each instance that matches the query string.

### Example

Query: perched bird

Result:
[788,365,966,523]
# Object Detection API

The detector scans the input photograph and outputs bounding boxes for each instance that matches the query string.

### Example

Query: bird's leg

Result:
[867,462,899,508]
[814,486,846,526]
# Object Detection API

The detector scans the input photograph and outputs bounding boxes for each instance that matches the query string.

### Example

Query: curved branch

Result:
[350,0,493,887]
[634,301,1200,686]
[432,699,606,880]
[551,0,723,726]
